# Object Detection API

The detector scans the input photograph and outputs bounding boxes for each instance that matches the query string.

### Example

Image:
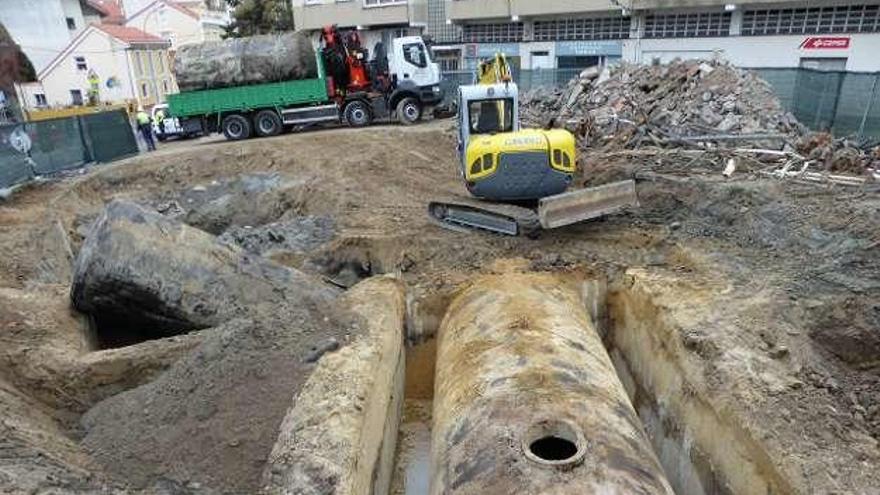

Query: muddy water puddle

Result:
[390,400,432,495]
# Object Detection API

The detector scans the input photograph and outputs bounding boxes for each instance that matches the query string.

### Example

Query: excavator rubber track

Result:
[428,198,541,237]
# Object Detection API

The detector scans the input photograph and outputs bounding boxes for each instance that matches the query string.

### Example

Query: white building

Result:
[125,0,230,49]
[291,0,880,72]
[0,0,120,73]
[21,23,172,108]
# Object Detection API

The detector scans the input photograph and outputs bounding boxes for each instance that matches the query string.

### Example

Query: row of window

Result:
[533,17,631,41]
[644,12,732,38]
[742,4,880,35]
[450,4,880,42]
[462,22,524,43]
[33,78,172,108]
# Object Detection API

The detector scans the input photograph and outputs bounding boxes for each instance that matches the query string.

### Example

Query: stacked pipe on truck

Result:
[173,31,317,92]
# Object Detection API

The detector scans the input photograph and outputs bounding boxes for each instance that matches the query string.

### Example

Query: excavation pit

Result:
[86,310,205,350]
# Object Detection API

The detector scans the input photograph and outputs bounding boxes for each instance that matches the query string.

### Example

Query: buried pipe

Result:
[430,272,673,495]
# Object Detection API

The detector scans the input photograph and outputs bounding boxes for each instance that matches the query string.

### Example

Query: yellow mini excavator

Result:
[429,54,638,236]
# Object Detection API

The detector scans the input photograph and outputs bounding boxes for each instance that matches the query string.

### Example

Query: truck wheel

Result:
[222,114,252,140]
[344,100,372,127]
[396,97,421,125]
[254,110,282,137]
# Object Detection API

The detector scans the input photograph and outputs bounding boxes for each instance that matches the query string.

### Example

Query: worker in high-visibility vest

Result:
[135,107,156,151]
[155,107,166,137]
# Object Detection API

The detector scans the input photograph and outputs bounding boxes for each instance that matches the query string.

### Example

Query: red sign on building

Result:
[800,37,851,49]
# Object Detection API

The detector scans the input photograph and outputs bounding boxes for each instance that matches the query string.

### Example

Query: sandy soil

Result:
[0,120,877,493]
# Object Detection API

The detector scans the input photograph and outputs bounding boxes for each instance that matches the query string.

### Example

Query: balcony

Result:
[294,0,418,31]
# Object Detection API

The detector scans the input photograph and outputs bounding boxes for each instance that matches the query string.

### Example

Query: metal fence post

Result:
[856,73,879,141]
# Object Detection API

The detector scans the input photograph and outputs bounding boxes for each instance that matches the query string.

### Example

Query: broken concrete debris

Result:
[71,200,338,347]
[522,59,880,176]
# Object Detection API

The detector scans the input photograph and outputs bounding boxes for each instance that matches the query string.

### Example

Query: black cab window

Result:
[403,43,427,68]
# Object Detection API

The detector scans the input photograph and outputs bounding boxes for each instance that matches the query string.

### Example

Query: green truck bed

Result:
[168,54,329,118]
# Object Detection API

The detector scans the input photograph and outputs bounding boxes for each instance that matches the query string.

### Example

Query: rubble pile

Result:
[523,59,801,145]
[522,59,880,175]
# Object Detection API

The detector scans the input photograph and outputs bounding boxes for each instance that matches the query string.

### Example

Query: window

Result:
[534,16,631,41]
[403,42,427,68]
[34,93,47,106]
[462,22,524,42]
[433,49,461,71]
[558,56,601,69]
[469,98,514,135]
[135,51,144,75]
[644,12,732,38]
[163,80,169,92]
[363,0,406,6]
[70,89,83,105]
[141,83,148,98]
[66,17,76,30]
[74,56,87,71]
[742,5,880,36]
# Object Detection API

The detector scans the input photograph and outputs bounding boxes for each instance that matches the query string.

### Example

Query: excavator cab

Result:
[458,83,575,201]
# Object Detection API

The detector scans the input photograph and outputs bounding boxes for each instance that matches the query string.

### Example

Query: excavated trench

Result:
[382,268,789,495]
[45,198,791,494]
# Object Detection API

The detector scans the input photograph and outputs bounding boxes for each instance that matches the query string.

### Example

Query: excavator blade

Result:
[538,179,638,229]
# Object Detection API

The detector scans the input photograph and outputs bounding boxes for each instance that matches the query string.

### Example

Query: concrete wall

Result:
[0,0,77,72]
[293,0,412,30]
[447,0,510,20]
[511,0,619,17]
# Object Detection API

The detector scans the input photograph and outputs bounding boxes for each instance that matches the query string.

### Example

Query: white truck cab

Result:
[385,36,443,124]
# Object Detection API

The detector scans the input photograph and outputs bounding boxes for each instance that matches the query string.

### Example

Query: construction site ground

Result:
[0,120,878,494]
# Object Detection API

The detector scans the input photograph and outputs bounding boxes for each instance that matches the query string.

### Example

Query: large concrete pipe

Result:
[431,272,673,495]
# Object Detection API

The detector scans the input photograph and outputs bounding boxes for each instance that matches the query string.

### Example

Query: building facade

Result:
[291,0,427,54]
[19,24,171,109]
[291,0,880,72]
[0,0,119,73]
[125,0,230,49]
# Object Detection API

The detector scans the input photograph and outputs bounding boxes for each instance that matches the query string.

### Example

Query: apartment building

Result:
[20,23,172,108]
[125,0,230,49]
[293,0,880,72]
[443,0,880,71]
[292,0,427,53]
[0,0,122,72]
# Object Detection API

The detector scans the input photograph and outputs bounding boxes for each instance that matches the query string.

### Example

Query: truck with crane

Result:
[167,26,443,141]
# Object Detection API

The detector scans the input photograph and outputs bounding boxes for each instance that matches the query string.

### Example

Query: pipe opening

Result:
[522,419,586,468]
[529,436,578,462]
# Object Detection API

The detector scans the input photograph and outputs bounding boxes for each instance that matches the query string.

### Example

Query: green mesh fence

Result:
[0,109,137,189]
[80,110,139,163]
[441,67,880,141]
[0,124,34,188]
[755,68,880,140]
[29,117,88,175]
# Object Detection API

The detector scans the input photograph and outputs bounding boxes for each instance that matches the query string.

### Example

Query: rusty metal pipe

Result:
[430,272,673,495]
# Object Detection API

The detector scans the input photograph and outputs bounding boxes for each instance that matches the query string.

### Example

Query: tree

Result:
[223,0,294,38]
